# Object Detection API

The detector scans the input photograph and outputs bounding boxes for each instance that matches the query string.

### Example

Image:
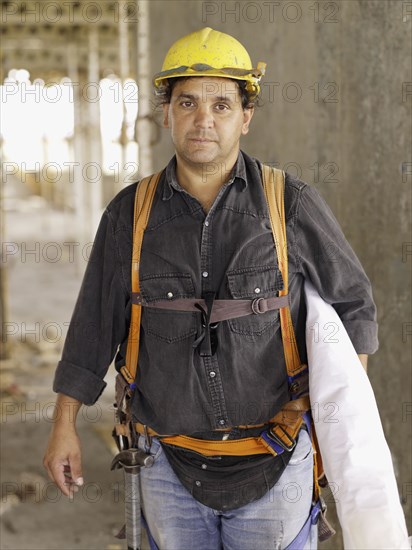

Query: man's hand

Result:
[43,393,83,497]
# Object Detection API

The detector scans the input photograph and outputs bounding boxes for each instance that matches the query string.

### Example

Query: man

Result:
[44,28,378,549]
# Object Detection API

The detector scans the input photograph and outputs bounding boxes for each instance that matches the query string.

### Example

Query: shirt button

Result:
[204,221,209,227]
[218,419,226,426]
[167,292,174,299]
[195,480,201,487]
[202,271,209,278]
[209,371,216,378]
[201,464,207,470]
[254,287,261,294]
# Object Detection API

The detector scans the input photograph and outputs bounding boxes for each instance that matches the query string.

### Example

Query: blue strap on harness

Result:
[284,499,322,550]
[302,410,312,438]
[260,430,286,455]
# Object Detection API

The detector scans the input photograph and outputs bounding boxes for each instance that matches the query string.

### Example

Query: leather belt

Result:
[131,293,289,324]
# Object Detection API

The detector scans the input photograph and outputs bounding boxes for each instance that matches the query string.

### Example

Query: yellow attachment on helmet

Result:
[153,27,266,99]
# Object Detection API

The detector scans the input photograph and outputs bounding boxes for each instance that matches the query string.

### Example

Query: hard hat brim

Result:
[153,63,266,93]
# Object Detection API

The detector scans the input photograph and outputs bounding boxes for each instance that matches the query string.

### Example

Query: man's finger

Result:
[68,453,84,487]
[49,461,72,496]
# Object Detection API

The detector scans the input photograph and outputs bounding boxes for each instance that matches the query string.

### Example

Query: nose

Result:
[194,106,214,129]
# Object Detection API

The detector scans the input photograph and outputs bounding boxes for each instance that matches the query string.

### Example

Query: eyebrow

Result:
[175,92,235,103]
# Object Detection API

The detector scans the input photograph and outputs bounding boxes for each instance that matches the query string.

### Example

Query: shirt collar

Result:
[162,151,248,201]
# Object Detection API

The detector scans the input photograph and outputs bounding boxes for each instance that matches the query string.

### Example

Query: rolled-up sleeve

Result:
[53,208,129,404]
[295,183,379,354]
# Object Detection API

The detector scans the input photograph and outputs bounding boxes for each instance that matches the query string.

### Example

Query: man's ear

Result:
[241,107,254,136]
[162,103,170,128]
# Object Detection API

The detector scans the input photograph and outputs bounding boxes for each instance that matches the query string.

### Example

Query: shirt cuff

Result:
[341,320,379,355]
[53,360,107,405]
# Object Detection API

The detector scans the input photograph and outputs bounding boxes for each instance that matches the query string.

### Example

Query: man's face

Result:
[162,77,254,170]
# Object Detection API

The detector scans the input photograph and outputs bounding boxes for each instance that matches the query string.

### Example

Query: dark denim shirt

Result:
[54,151,378,435]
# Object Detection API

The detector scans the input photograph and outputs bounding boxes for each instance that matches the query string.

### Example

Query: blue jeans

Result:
[137,429,318,550]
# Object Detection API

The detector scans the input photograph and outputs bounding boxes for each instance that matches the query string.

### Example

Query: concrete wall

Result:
[146,0,412,544]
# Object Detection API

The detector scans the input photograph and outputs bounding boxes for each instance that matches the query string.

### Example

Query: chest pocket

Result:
[226,265,283,337]
[140,273,197,343]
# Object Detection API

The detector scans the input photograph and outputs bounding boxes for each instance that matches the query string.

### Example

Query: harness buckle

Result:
[251,297,265,314]
[267,424,297,452]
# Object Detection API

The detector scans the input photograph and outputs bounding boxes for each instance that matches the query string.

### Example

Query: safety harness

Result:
[113,166,335,542]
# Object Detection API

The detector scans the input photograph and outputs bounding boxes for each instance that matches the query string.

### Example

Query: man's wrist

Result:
[358,354,368,371]
[52,393,82,427]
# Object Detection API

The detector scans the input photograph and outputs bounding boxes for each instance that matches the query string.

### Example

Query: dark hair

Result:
[155,77,258,110]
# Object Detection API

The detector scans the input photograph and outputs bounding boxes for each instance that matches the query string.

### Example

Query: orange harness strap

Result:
[261,165,307,377]
[262,165,323,501]
[160,417,304,457]
[134,394,310,457]
[120,171,163,385]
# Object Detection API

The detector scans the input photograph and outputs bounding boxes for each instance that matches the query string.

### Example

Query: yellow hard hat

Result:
[153,27,266,99]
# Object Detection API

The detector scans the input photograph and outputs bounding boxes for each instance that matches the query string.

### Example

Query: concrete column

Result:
[87,25,103,237]
[118,0,130,191]
[67,41,87,248]
[145,1,412,543]
[135,0,153,177]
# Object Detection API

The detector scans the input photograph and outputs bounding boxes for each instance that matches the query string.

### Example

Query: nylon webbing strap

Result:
[262,165,322,501]
[121,172,162,385]
[261,165,306,378]
[135,415,305,457]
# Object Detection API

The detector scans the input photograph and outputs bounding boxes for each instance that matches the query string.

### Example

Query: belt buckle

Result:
[267,424,296,452]
[251,297,264,314]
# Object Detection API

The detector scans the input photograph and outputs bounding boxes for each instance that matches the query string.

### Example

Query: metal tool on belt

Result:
[111,448,154,550]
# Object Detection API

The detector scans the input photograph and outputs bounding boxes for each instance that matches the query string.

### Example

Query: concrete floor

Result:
[0,200,141,550]
[0,342,126,550]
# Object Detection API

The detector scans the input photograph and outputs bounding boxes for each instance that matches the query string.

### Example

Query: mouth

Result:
[189,137,215,143]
